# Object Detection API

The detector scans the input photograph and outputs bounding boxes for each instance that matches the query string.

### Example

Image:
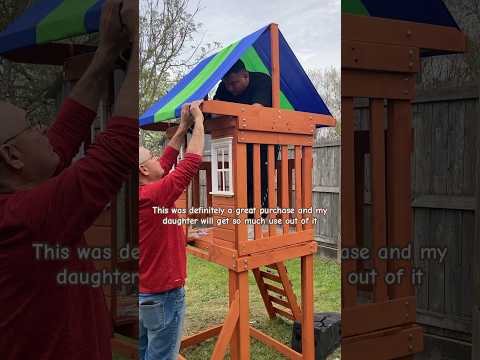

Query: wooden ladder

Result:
[253,262,302,321]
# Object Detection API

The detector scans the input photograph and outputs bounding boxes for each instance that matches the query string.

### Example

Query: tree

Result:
[308,66,341,138]
[139,0,219,150]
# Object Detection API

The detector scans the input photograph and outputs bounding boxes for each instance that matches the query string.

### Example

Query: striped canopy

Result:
[0,0,104,55]
[140,24,332,127]
[342,0,459,29]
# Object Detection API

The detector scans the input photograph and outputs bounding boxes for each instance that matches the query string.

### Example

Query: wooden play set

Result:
[341,1,466,359]
[141,24,335,360]
[0,1,138,358]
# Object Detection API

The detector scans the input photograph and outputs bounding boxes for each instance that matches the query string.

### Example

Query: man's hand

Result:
[120,0,139,43]
[98,0,129,58]
[178,104,194,134]
[189,101,204,124]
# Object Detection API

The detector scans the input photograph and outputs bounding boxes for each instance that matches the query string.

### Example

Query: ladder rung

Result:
[265,264,279,270]
[273,307,295,321]
[259,271,281,283]
[264,283,287,296]
[269,295,290,309]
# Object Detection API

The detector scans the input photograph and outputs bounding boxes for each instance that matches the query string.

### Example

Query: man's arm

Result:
[47,0,129,170]
[251,73,273,107]
[185,101,205,156]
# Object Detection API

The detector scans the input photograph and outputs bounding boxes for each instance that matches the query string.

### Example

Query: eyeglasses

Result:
[140,153,159,166]
[1,123,44,145]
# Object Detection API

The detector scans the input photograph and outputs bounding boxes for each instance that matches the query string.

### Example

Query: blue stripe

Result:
[0,0,64,54]
[253,29,331,116]
[361,0,459,29]
[84,0,104,32]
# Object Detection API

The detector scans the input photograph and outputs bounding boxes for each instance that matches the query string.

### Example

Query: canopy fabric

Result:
[0,0,104,55]
[342,0,459,29]
[140,24,332,127]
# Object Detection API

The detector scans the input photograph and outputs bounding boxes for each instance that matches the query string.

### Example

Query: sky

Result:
[186,0,340,71]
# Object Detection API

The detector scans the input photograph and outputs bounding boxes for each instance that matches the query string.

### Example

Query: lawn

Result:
[181,254,341,359]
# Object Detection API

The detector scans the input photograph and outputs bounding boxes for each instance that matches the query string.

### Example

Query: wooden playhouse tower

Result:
[341,1,466,359]
[142,24,336,360]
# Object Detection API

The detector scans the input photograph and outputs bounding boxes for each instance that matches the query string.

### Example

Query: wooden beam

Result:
[180,325,223,349]
[342,296,417,337]
[238,131,313,146]
[281,146,290,234]
[276,262,302,321]
[342,14,467,53]
[301,254,315,359]
[295,146,303,232]
[268,145,277,237]
[271,23,280,109]
[302,146,313,230]
[253,144,262,239]
[253,269,276,319]
[211,291,240,360]
[229,271,240,360]
[342,40,420,73]
[250,327,303,360]
[238,230,313,256]
[235,142,248,247]
[238,271,250,359]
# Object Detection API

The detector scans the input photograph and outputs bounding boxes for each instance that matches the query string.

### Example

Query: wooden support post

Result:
[386,100,414,299]
[369,99,388,302]
[302,146,313,230]
[295,146,303,232]
[341,97,358,308]
[211,290,240,360]
[238,271,250,360]
[268,145,277,236]
[253,144,262,239]
[236,143,248,246]
[229,271,240,360]
[301,254,315,360]
[281,145,290,234]
[253,269,276,319]
[270,23,280,109]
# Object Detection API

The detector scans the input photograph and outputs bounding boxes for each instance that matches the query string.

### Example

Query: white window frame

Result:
[210,137,234,196]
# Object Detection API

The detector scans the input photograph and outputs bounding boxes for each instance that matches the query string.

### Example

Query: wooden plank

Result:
[342,13,467,53]
[411,195,476,211]
[343,70,415,100]
[301,254,315,359]
[213,227,235,242]
[295,146,303,232]
[260,270,281,283]
[277,262,302,320]
[269,295,290,309]
[343,296,417,337]
[341,97,358,308]
[238,271,250,359]
[342,40,419,73]
[238,230,312,256]
[387,100,414,299]
[211,290,240,360]
[237,131,313,146]
[342,324,424,360]
[281,146,290,234]
[268,145,277,237]
[271,23,280,109]
[264,283,287,296]
[250,327,303,360]
[253,269,276,319]
[229,271,240,360]
[273,307,295,321]
[180,325,223,349]
[302,146,313,230]
[369,98,388,303]
[235,143,248,248]
[253,144,262,239]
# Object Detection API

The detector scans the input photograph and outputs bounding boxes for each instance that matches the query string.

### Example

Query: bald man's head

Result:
[0,101,59,191]
[139,146,164,184]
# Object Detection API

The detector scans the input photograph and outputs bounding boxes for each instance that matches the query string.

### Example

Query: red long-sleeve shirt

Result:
[0,99,137,360]
[139,146,202,294]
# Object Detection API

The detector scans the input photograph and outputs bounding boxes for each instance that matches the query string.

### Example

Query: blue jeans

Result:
[139,287,186,360]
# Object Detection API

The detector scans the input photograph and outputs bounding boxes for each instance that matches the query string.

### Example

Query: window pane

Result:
[224,170,230,192]
[218,171,223,191]
[217,148,223,170]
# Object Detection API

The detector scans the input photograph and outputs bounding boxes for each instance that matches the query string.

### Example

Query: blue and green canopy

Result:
[0,0,104,55]
[140,24,332,127]
[342,0,459,29]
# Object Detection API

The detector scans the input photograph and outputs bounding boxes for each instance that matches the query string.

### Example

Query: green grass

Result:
[182,254,341,359]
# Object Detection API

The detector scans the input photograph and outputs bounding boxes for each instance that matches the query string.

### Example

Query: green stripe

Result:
[155,41,240,122]
[342,0,369,15]
[37,0,97,44]
[240,47,294,110]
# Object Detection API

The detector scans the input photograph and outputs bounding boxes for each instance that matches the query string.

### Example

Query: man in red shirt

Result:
[139,101,204,360]
[0,1,138,359]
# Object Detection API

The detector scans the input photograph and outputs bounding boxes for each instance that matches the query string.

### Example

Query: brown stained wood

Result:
[342,40,419,73]
[342,14,466,53]
[211,290,240,360]
[302,146,313,230]
[238,271,250,359]
[342,296,416,338]
[235,143,248,248]
[250,327,303,360]
[237,131,314,146]
[253,269,276,319]
[301,254,315,359]
[180,325,223,349]
[342,324,423,360]
[369,99,388,303]
[212,195,236,207]
[343,70,415,100]
[238,230,313,256]
[276,262,302,321]
[281,146,290,234]
[271,23,280,109]
[268,145,277,236]
[229,271,240,360]
[260,270,281,283]
[272,307,295,321]
[269,295,290,308]
[341,97,358,308]
[212,227,236,243]
[387,100,414,299]
[264,283,287,296]
[253,144,263,239]
[295,146,303,232]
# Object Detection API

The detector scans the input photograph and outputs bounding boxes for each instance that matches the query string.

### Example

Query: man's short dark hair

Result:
[224,60,247,79]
